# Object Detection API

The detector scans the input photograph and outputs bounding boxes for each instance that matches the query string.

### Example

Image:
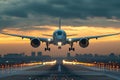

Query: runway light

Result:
[77,62,95,66]
[63,60,95,66]
[22,62,42,66]
[5,61,9,63]
[28,77,32,80]
[62,60,77,65]
[43,60,57,65]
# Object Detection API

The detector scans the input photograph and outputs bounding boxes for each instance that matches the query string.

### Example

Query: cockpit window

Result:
[57,31,62,35]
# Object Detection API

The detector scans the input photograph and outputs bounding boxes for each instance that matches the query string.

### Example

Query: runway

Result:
[0,60,120,80]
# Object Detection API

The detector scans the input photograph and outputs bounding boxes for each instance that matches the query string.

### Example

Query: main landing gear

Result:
[58,46,62,49]
[69,47,75,51]
[69,43,75,51]
[45,43,50,51]
[45,48,50,51]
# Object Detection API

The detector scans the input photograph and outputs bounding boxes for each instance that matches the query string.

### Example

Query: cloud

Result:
[1,0,120,18]
[0,0,120,30]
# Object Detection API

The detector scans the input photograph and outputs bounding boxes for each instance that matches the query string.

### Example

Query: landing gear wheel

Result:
[45,48,50,51]
[48,48,50,51]
[69,48,75,51]
[69,48,71,51]
[73,48,75,51]
[45,42,50,51]
[58,47,62,49]
[45,48,46,51]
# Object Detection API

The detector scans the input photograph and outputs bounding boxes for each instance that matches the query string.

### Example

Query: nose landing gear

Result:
[69,43,75,51]
[69,47,75,51]
[45,48,50,51]
[58,46,62,49]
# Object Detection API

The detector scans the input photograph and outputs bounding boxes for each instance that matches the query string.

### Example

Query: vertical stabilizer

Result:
[59,18,61,30]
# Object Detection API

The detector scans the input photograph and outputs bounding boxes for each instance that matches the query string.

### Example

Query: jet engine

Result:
[79,38,89,48]
[31,38,40,48]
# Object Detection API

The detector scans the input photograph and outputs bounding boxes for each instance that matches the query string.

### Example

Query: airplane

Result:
[1,18,120,51]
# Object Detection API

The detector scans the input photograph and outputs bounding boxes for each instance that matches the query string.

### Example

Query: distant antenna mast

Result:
[59,18,61,29]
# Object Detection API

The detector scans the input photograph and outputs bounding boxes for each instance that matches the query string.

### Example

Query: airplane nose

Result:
[58,36,62,40]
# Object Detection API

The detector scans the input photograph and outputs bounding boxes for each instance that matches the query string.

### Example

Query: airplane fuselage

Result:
[53,29,66,46]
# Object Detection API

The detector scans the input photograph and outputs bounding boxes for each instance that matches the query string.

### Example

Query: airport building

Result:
[67,53,71,58]
[4,53,25,58]
[37,52,42,57]
[31,52,36,57]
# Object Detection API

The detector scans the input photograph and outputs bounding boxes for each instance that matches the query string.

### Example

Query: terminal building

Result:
[31,52,36,57]
[37,52,42,57]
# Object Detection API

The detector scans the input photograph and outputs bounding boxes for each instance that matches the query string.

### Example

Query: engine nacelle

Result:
[31,38,40,48]
[79,38,89,48]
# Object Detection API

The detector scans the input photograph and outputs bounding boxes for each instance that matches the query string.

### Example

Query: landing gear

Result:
[69,48,75,51]
[69,43,75,51]
[45,48,50,51]
[45,42,50,51]
[58,46,62,49]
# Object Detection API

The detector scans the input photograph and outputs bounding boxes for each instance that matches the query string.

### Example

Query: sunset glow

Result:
[1,26,120,44]
[0,25,120,56]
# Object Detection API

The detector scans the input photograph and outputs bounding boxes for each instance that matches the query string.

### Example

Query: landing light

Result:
[68,38,72,42]
[48,38,51,42]
[58,42,62,46]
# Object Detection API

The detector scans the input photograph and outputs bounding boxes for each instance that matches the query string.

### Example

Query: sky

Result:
[1,0,120,56]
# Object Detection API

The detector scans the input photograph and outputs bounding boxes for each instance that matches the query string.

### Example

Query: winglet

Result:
[59,18,61,30]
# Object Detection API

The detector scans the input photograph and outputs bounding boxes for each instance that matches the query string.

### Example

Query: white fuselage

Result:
[53,29,66,46]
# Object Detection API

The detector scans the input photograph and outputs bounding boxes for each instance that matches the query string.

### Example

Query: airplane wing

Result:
[1,32,49,42]
[69,32,120,42]
[67,34,77,37]
[42,34,53,37]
